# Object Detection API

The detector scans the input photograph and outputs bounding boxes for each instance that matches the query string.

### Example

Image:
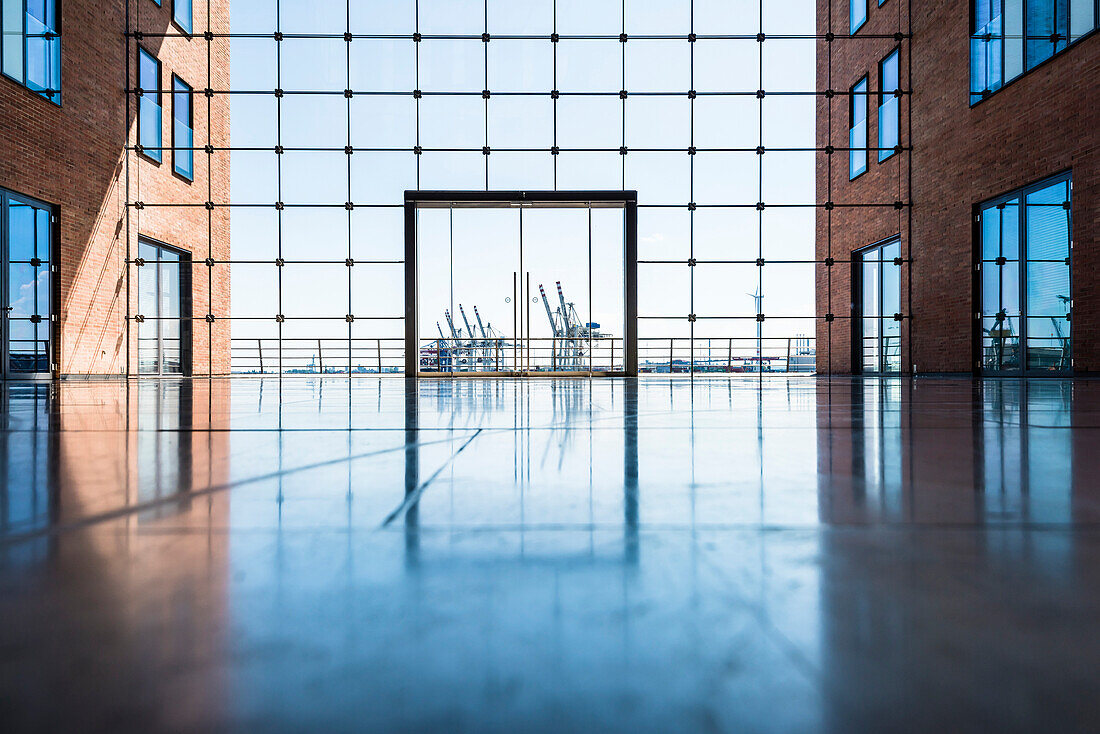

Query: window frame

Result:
[137,45,163,164]
[975,170,1073,376]
[849,75,869,180]
[136,236,192,376]
[877,47,900,163]
[171,73,194,182]
[970,0,1100,106]
[0,0,62,104]
[853,235,903,375]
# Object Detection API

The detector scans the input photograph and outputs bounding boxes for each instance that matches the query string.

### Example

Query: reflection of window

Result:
[850,0,867,32]
[980,173,1072,373]
[857,237,902,374]
[138,47,162,163]
[877,49,899,162]
[0,0,61,103]
[172,75,193,180]
[971,0,1097,104]
[849,76,868,179]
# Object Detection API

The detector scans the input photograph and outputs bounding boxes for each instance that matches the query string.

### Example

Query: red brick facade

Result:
[816,1,1099,374]
[0,0,229,376]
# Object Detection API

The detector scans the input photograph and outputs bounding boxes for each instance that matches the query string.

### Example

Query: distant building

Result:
[0,0,230,377]
[816,1,1097,374]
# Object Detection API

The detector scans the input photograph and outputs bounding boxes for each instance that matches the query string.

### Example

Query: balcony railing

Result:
[228,337,817,375]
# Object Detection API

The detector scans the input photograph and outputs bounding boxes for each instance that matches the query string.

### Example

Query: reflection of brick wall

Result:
[817,1,1099,374]
[0,0,230,376]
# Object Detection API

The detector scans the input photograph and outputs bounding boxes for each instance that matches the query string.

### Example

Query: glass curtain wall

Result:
[980,174,1072,374]
[128,0,910,375]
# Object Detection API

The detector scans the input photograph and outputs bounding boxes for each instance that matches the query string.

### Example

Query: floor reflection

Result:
[0,376,1097,731]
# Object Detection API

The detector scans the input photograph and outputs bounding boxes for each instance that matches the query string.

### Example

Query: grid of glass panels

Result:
[971,0,1098,104]
[127,0,911,375]
[979,174,1072,374]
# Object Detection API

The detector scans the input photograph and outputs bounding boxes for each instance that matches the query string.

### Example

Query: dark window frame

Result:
[975,170,1073,376]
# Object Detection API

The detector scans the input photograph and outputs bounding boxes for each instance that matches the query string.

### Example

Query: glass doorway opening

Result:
[137,239,191,375]
[405,191,638,377]
[1,189,54,379]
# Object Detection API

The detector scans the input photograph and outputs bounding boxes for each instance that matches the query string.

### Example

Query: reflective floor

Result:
[1,376,1098,732]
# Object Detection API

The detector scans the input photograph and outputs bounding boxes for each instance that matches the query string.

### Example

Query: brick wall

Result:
[817,0,1099,374]
[0,0,230,376]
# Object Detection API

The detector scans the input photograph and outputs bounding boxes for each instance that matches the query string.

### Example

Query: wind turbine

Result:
[748,288,763,372]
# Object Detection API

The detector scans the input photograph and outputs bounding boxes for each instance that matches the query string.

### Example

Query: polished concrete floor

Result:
[0,376,1098,732]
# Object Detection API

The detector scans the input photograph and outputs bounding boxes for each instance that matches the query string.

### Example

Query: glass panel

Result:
[882,242,901,373]
[971,9,1003,101]
[850,79,867,178]
[850,0,866,32]
[1005,0,1025,79]
[1070,0,1096,39]
[35,206,49,260]
[138,248,158,374]
[173,0,192,33]
[7,201,34,262]
[140,96,163,160]
[1025,179,1071,369]
[173,78,193,179]
[862,256,880,372]
[8,319,38,373]
[1025,180,1069,261]
[983,317,1021,371]
[1026,0,1057,67]
[2,0,23,81]
[159,258,181,373]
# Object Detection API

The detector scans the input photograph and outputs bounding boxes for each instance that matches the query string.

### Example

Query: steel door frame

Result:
[404,191,638,378]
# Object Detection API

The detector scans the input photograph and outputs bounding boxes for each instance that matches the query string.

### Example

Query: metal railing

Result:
[229,337,816,375]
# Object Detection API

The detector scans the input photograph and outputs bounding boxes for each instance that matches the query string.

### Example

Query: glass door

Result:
[2,190,53,379]
[857,238,902,374]
[137,239,184,375]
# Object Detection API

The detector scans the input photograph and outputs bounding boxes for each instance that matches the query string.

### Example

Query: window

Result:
[877,49,899,162]
[979,173,1072,373]
[173,0,192,33]
[138,47,162,163]
[856,238,902,374]
[849,76,868,179]
[850,0,867,32]
[137,239,189,374]
[971,0,1098,104]
[1,0,61,103]
[172,75,193,180]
